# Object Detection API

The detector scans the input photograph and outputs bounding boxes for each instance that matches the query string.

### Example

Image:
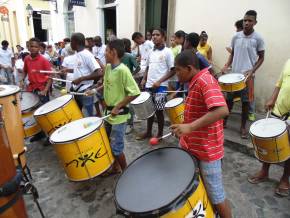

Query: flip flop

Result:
[247,175,269,184]
[275,186,289,197]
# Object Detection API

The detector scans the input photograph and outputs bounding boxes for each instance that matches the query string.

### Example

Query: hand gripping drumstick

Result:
[69,91,86,96]
[51,77,72,83]
[149,132,172,146]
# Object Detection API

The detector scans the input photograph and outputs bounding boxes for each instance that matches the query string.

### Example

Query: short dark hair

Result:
[175,50,199,70]
[122,38,131,53]
[71,33,85,47]
[21,52,30,61]
[86,37,93,41]
[29,37,41,45]
[132,32,143,40]
[107,39,125,58]
[185,32,200,48]
[152,28,166,37]
[235,19,243,30]
[39,42,46,49]
[63,38,71,43]
[1,40,9,46]
[175,30,186,38]
[200,31,208,39]
[245,10,257,19]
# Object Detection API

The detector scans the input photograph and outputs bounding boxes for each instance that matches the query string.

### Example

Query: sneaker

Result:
[248,113,256,121]
[125,125,133,135]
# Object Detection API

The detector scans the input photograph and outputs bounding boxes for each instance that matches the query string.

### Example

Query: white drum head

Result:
[218,73,245,84]
[34,94,72,116]
[21,92,40,112]
[131,92,150,105]
[50,117,103,143]
[165,98,183,108]
[250,118,287,138]
[0,85,20,97]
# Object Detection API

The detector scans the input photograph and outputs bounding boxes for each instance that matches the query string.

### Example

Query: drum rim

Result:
[49,118,103,144]
[165,98,184,108]
[218,73,245,84]
[34,94,73,116]
[249,118,287,138]
[0,85,20,98]
[130,92,151,105]
[20,91,41,113]
[114,147,200,217]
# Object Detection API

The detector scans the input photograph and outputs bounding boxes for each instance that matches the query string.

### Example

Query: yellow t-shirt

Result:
[273,59,290,117]
[197,43,211,60]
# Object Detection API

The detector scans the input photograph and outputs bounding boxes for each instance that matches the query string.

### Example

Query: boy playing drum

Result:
[171,50,232,218]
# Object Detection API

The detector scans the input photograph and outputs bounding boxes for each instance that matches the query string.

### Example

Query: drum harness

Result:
[0,166,45,217]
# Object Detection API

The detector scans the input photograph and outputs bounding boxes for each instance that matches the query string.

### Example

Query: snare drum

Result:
[114,147,215,217]
[0,85,26,167]
[250,118,290,163]
[0,107,28,218]
[218,73,246,92]
[49,117,114,181]
[20,92,41,138]
[165,98,184,124]
[130,92,155,120]
[34,94,83,136]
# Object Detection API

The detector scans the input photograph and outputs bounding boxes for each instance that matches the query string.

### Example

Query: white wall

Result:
[50,0,66,42]
[175,0,290,111]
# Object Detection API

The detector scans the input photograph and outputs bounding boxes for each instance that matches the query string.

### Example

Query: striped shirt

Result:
[180,68,227,161]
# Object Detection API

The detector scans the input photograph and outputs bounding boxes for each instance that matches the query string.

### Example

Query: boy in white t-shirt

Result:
[70,33,103,116]
[60,44,76,91]
[0,40,15,84]
[137,28,175,141]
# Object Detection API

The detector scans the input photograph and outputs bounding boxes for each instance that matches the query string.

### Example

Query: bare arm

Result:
[111,95,139,116]
[152,67,175,88]
[265,86,280,111]
[207,47,213,64]
[72,68,103,85]
[252,50,265,73]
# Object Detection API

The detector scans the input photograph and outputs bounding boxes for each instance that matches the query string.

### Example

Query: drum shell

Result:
[219,81,246,92]
[0,113,28,218]
[50,123,114,181]
[250,130,290,163]
[22,110,41,138]
[0,91,26,167]
[130,95,155,120]
[34,97,83,136]
[163,177,215,218]
[165,101,184,124]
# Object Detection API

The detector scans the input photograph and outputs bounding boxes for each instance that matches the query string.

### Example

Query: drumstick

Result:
[163,90,187,93]
[69,92,86,96]
[266,110,271,120]
[39,70,60,74]
[244,74,250,82]
[149,132,172,145]
[51,77,72,83]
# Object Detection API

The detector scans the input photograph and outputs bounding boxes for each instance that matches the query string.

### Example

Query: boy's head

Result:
[39,42,46,54]
[28,38,41,56]
[152,28,166,46]
[122,38,131,53]
[105,39,125,63]
[243,10,257,32]
[235,19,243,32]
[184,32,200,50]
[71,33,85,51]
[94,36,102,47]
[1,40,9,50]
[199,31,208,46]
[146,30,152,41]
[170,35,176,47]
[131,32,144,45]
[86,37,94,48]
[63,38,71,44]
[175,50,200,83]
[174,30,186,45]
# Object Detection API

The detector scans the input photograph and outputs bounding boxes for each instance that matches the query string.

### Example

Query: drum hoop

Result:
[50,120,103,144]
[0,86,20,98]
[165,101,183,109]
[34,95,73,116]
[219,80,245,85]
[114,147,200,217]
[21,91,41,113]
[249,129,287,139]
[130,93,151,105]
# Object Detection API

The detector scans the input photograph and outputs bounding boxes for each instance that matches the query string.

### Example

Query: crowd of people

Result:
[1,8,289,218]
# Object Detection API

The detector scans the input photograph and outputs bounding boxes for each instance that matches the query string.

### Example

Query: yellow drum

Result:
[49,117,115,181]
[218,73,246,92]
[114,147,215,217]
[250,118,290,163]
[20,92,42,138]
[0,85,26,167]
[34,94,83,136]
[165,97,184,124]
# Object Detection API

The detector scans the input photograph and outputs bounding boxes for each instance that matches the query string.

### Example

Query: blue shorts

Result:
[226,87,249,103]
[75,95,94,117]
[199,159,226,205]
[105,122,127,156]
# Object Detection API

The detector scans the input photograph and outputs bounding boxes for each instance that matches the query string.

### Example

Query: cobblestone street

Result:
[24,122,290,218]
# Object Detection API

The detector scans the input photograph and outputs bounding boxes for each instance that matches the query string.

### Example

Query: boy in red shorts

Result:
[171,50,232,218]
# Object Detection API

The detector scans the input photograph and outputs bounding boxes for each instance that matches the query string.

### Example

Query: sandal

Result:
[247,175,269,184]
[275,186,289,197]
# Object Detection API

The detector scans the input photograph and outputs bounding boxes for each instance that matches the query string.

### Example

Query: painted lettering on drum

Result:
[186,193,210,218]
[65,147,107,168]
[47,117,73,135]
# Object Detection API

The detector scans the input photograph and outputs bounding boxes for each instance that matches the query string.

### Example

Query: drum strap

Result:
[106,106,130,115]
[0,189,22,215]
[0,168,22,197]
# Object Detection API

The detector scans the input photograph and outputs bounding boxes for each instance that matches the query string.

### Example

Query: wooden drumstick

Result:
[163,90,187,93]
[149,132,172,145]
[69,92,86,96]
[266,110,271,120]
[51,77,72,83]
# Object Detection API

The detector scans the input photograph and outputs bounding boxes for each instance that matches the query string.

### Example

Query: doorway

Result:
[103,7,116,43]
[32,11,47,42]
[145,0,168,32]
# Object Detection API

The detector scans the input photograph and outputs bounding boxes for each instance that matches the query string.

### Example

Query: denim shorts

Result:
[105,122,127,156]
[75,95,94,117]
[226,86,249,103]
[199,159,226,205]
